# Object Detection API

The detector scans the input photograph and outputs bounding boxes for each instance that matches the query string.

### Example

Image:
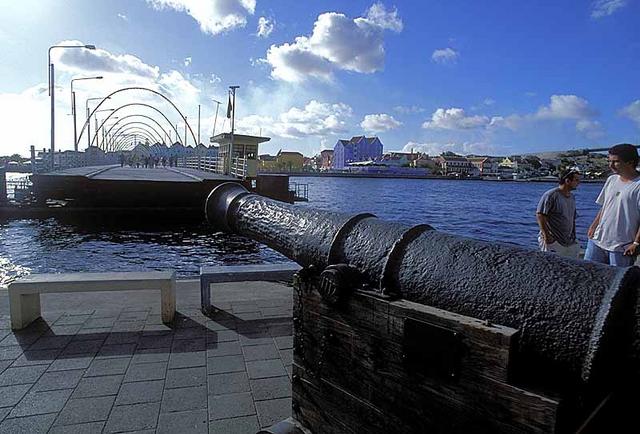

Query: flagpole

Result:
[229,85,239,176]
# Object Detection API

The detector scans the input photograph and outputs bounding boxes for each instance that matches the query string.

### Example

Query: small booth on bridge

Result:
[210,133,270,179]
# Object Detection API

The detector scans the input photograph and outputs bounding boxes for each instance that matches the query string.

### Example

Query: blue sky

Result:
[0,0,639,157]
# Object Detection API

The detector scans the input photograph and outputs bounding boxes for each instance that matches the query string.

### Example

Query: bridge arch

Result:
[76,87,198,149]
[91,102,186,149]
[107,122,165,151]
[104,114,172,147]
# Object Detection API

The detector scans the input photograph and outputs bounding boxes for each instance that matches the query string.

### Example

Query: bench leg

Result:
[10,293,42,330]
[200,278,212,314]
[161,280,176,323]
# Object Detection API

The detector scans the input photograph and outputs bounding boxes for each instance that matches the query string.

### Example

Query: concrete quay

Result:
[0,279,293,433]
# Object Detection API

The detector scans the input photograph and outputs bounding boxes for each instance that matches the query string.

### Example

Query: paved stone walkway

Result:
[0,280,293,433]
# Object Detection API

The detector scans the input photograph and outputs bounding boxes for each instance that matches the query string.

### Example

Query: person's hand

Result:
[624,243,639,256]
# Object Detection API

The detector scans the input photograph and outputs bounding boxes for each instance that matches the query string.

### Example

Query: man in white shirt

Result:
[585,144,640,266]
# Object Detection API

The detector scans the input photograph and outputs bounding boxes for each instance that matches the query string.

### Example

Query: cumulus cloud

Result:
[145,0,256,35]
[265,3,402,82]
[53,40,159,78]
[401,141,496,156]
[256,16,274,38]
[535,94,597,120]
[591,0,627,18]
[576,119,605,139]
[431,48,459,64]
[184,57,192,66]
[237,100,352,138]
[117,13,128,21]
[620,100,640,127]
[422,108,489,130]
[360,113,402,132]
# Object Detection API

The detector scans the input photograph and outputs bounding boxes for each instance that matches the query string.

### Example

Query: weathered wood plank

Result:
[293,287,560,433]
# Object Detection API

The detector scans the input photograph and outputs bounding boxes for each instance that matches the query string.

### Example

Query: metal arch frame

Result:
[113,135,156,153]
[103,114,172,148]
[76,86,198,149]
[111,128,157,150]
[107,121,165,151]
[111,128,156,149]
[89,102,184,149]
[113,137,149,152]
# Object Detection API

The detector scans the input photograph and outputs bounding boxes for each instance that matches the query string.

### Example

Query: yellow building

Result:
[276,150,304,172]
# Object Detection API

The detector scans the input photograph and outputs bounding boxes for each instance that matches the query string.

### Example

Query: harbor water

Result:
[0,176,603,286]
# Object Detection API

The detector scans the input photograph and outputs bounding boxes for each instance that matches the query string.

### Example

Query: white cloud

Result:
[237,100,352,138]
[265,3,402,82]
[117,13,128,21]
[591,0,627,18]
[483,98,495,106]
[53,40,159,78]
[620,100,640,127]
[431,48,459,64]
[184,57,192,67]
[535,94,597,120]
[145,0,256,35]
[393,105,425,114]
[488,114,523,131]
[576,119,605,139]
[256,16,274,38]
[360,113,402,132]
[401,141,496,156]
[423,108,489,130]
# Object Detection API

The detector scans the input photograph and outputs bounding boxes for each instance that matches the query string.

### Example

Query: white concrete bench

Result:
[200,263,301,313]
[8,271,176,330]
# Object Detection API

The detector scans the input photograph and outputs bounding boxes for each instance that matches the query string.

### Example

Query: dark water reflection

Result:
[0,177,604,286]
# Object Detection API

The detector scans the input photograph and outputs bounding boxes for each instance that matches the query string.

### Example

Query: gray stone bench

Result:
[200,263,301,313]
[8,271,176,330]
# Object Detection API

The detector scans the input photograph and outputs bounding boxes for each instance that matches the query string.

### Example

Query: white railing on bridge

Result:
[178,156,247,180]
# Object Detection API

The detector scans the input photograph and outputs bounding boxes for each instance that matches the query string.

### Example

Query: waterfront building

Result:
[333,136,383,170]
[377,151,418,167]
[320,149,334,170]
[276,150,304,172]
[436,153,475,175]
[258,154,277,171]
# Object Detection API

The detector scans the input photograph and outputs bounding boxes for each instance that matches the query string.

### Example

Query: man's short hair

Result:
[609,143,639,167]
[559,168,580,184]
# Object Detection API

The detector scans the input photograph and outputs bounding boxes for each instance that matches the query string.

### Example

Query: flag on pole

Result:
[226,92,232,119]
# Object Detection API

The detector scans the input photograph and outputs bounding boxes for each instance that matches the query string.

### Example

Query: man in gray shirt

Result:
[536,169,581,258]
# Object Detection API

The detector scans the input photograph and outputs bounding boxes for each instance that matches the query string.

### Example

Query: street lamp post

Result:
[49,44,96,170]
[229,85,239,175]
[85,97,110,149]
[71,76,102,152]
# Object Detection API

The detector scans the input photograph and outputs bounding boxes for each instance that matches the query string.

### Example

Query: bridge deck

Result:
[48,165,238,183]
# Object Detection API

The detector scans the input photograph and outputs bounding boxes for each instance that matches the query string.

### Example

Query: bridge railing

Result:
[230,157,247,180]
[178,156,246,180]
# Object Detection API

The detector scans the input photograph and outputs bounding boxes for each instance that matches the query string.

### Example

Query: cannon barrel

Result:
[205,182,640,391]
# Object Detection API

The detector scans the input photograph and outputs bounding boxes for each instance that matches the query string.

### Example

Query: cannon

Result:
[205,182,640,433]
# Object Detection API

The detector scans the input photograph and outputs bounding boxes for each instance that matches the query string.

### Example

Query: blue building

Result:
[333,136,384,169]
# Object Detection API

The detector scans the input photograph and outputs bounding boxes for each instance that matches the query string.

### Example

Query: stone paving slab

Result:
[0,279,293,432]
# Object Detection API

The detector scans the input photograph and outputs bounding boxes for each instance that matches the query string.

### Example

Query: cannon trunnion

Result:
[206,183,640,433]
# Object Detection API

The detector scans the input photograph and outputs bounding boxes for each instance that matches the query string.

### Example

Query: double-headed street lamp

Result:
[85,97,110,149]
[48,44,96,169]
[71,76,102,152]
